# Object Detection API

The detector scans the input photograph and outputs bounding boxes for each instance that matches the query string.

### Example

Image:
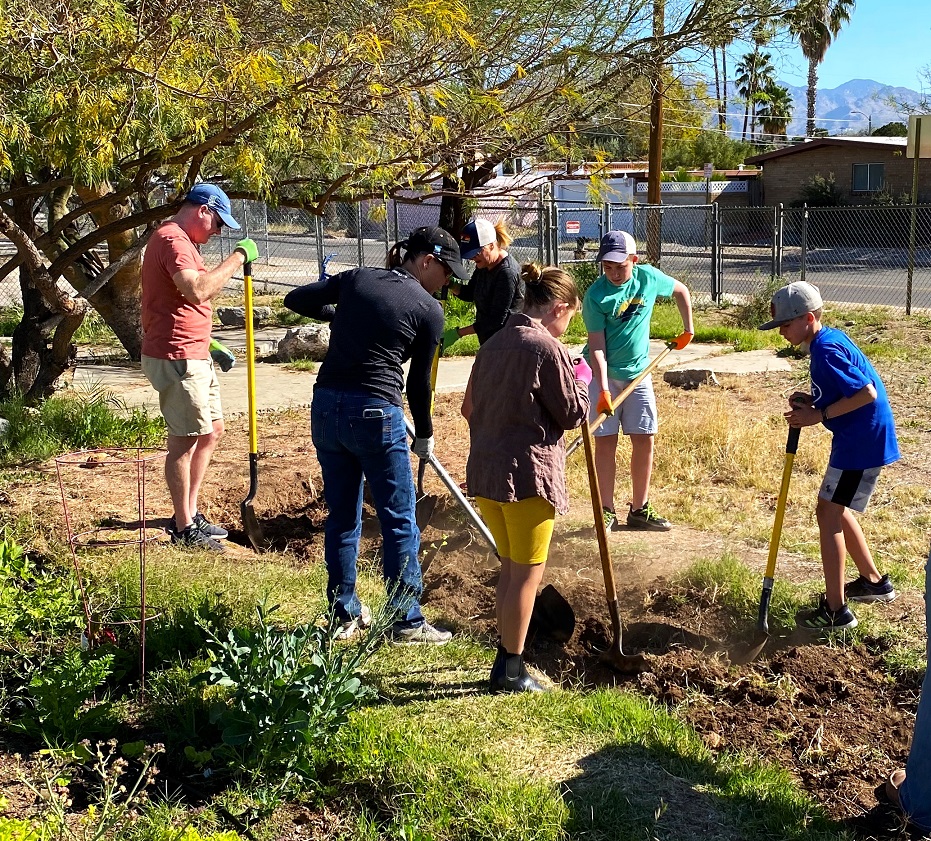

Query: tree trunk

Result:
[3,187,88,401]
[721,50,729,133]
[438,176,466,239]
[806,57,818,137]
[713,49,724,131]
[72,185,143,359]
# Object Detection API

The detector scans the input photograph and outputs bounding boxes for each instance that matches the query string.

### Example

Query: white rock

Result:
[663,369,720,390]
[277,325,331,362]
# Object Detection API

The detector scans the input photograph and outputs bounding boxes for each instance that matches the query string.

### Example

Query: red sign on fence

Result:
[565,220,581,234]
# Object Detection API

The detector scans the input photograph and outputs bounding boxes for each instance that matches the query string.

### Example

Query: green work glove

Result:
[235,238,259,264]
[442,326,461,351]
[209,338,236,372]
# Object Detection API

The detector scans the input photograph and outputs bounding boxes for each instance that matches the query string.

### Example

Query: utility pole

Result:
[646,0,665,265]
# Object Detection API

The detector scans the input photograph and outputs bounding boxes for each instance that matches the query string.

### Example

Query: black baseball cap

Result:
[406,226,469,280]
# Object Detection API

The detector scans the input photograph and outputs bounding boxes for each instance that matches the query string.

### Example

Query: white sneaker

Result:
[390,620,452,645]
[334,604,372,641]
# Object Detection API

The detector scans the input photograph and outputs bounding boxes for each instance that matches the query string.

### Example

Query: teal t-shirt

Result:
[582,263,675,380]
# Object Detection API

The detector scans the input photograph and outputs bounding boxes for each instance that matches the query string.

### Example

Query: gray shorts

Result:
[588,375,658,436]
[141,356,222,437]
[818,465,882,513]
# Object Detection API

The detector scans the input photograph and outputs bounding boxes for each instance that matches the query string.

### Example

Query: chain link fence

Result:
[3,199,931,311]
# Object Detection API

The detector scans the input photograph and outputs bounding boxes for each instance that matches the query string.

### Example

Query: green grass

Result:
[0,307,121,347]
[0,389,164,465]
[671,552,808,634]
[282,359,317,372]
[327,658,846,841]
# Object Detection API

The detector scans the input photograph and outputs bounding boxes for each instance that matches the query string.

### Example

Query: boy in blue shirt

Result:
[583,231,693,531]
[761,281,899,631]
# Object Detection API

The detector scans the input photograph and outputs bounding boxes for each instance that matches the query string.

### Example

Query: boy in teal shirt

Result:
[582,231,693,530]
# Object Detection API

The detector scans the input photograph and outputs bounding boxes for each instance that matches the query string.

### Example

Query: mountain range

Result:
[726,78,924,138]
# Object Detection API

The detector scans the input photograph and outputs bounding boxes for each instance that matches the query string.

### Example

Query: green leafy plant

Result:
[0,535,83,647]
[191,602,378,787]
[11,649,117,744]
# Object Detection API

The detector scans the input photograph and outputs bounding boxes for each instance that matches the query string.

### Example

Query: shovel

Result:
[580,415,647,673]
[566,343,674,457]
[240,260,267,552]
[415,343,443,533]
[734,425,801,664]
[404,417,497,554]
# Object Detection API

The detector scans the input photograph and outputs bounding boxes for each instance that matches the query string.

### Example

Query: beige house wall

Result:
[758,146,931,206]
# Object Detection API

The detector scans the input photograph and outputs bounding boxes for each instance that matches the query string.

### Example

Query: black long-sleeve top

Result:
[456,253,524,344]
[283,266,443,438]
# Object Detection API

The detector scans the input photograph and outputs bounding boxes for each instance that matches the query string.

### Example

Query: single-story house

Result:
[745,136,931,206]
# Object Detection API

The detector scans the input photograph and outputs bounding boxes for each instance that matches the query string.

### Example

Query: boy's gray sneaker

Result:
[390,621,452,645]
[627,502,672,531]
[334,604,372,641]
[170,523,225,553]
[844,574,896,603]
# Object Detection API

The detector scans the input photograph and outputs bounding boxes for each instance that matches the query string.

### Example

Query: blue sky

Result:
[772,2,930,92]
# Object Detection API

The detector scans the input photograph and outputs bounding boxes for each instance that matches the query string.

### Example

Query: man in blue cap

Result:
[141,183,259,552]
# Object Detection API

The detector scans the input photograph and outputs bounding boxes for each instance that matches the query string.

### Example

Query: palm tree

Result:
[756,83,794,141]
[735,50,774,141]
[790,0,855,137]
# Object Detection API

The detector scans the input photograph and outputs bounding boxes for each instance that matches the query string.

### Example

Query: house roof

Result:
[746,136,908,164]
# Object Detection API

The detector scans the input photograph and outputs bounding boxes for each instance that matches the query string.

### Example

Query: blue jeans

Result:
[900,550,931,831]
[311,387,424,630]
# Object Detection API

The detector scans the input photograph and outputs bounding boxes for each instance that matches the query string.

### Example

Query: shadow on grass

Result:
[562,742,845,841]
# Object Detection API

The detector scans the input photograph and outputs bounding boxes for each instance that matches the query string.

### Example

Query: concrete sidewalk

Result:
[73,327,790,417]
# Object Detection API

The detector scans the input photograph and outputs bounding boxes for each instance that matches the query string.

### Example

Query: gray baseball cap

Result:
[759,281,823,330]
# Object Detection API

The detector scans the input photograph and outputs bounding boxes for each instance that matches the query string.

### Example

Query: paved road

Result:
[5,234,930,310]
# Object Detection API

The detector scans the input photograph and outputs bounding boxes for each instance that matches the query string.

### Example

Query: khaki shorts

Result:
[141,356,222,437]
[589,374,658,436]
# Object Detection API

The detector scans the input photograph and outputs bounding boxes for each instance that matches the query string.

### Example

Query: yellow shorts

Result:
[475,496,556,565]
[141,356,221,437]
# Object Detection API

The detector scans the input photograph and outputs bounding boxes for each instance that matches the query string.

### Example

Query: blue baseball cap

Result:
[184,183,241,230]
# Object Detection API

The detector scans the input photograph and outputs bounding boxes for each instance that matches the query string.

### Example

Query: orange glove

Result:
[671,331,694,351]
[596,390,613,416]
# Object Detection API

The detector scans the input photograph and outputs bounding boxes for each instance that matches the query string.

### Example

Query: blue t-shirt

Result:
[581,263,675,380]
[810,326,899,470]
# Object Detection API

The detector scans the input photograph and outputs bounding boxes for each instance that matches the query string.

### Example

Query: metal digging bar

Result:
[404,417,497,555]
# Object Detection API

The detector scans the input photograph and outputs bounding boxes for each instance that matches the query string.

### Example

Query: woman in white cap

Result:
[444,218,524,348]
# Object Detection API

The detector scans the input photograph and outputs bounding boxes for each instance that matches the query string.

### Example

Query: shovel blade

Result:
[530,584,576,643]
[240,500,267,553]
[415,493,440,533]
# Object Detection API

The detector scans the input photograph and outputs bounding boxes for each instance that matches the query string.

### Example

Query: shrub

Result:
[791,173,844,208]
[191,603,378,786]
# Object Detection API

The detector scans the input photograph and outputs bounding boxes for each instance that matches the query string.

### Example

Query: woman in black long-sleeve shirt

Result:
[284,226,468,644]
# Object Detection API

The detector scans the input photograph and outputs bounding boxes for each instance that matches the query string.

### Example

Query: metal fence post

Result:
[711,202,720,302]
[537,186,546,265]
[770,205,778,280]
[263,203,270,265]
[356,203,365,268]
[314,214,324,277]
[775,203,784,279]
[800,204,808,283]
[392,201,400,245]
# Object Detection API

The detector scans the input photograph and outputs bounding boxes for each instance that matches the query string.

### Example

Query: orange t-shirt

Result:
[141,221,211,359]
